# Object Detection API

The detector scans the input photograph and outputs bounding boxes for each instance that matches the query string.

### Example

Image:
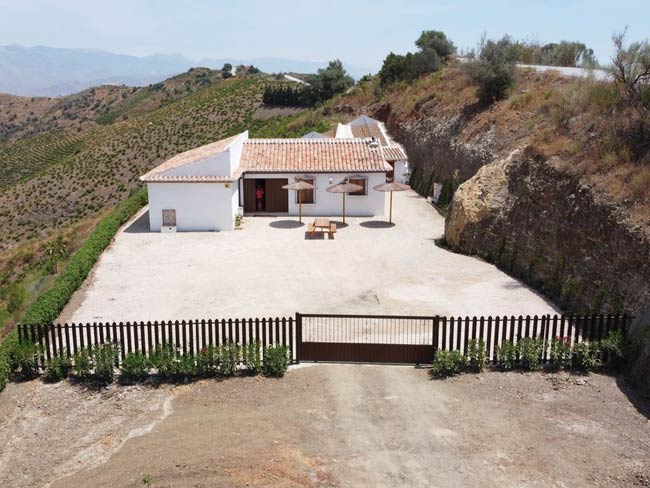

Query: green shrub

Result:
[176,354,197,379]
[196,345,220,377]
[496,340,517,370]
[466,339,488,373]
[600,330,626,368]
[549,337,572,371]
[12,342,40,379]
[219,342,240,377]
[22,189,147,326]
[573,341,600,372]
[73,348,92,378]
[150,344,178,379]
[431,350,466,377]
[0,350,10,391]
[6,283,26,315]
[464,35,519,104]
[93,343,118,383]
[44,354,72,382]
[242,341,262,375]
[263,344,290,378]
[120,352,150,383]
[517,338,543,371]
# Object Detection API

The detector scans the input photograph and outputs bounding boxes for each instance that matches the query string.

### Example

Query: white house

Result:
[140,131,393,232]
[335,115,409,184]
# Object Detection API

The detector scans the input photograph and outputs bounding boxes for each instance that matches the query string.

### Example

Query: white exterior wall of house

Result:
[393,160,409,184]
[147,182,238,232]
[243,172,386,217]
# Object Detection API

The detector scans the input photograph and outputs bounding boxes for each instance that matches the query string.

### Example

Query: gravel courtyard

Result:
[61,190,555,323]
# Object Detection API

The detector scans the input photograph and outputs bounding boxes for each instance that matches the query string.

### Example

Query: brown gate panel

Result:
[243,179,256,213]
[265,178,289,212]
[301,342,432,364]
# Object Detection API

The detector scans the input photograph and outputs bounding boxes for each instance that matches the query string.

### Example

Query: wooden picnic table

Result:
[307,217,337,238]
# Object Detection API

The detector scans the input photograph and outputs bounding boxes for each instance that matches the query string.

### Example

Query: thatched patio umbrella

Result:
[326,181,363,224]
[282,179,317,223]
[372,182,411,224]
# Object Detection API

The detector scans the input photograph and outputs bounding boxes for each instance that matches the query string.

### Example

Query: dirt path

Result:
[0,381,174,488]
[40,365,650,488]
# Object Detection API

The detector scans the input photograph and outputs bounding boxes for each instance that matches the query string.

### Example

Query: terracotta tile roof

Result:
[349,125,387,146]
[240,138,392,173]
[381,145,408,161]
[140,134,240,182]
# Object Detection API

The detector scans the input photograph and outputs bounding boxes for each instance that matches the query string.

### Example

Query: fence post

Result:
[295,312,302,364]
[432,316,439,354]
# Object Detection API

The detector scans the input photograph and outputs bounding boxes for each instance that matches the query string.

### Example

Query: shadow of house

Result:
[124,211,151,234]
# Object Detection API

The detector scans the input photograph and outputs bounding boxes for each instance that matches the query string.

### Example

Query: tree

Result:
[378,52,414,86]
[221,63,233,79]
[415,30,456,59]
[412,49,441,77]
[611,30,650,120]
[464,35,520,104]
[311,59,354,101]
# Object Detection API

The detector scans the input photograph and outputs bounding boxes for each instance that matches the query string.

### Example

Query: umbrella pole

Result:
[298,190,302,223]
[389,191,393,224]
[342,193,346,224]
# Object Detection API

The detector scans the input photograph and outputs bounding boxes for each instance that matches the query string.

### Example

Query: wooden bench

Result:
[307,222,316,236]
[328,222,337,239]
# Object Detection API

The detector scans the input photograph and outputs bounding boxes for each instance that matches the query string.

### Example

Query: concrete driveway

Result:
[61,190,555,323]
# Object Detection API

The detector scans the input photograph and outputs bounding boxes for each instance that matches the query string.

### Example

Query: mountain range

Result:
[0,45,372,97]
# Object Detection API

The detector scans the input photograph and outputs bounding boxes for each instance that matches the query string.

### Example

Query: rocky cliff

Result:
[368,69,650,390]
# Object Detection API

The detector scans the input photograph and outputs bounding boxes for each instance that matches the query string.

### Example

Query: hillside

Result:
[319,64,650,387]
[0,70,329,334]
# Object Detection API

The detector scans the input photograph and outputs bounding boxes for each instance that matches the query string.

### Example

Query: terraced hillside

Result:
[0,75,317,251]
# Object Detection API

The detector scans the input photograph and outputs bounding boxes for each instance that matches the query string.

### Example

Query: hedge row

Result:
[23,188,147,325]
[0,188,147,393]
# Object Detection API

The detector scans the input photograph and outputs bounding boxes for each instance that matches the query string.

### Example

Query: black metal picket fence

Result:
[18,313,629,367]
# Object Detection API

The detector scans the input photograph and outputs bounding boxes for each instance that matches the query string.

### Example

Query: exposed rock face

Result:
[446,147,650,389]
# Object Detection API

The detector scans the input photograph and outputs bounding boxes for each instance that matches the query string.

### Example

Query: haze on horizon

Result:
[1,0,649,72]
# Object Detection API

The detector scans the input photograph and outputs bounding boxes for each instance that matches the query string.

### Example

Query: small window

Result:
[348,178,367,196]
[162,209,176,227]
[296,178,315,204]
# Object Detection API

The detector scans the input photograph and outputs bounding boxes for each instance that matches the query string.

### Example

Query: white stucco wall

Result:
[394,160,409,184]
[244,173,387,217]
[147,182,238,232]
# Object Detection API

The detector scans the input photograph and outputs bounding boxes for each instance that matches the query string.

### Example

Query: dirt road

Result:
[20,365,645,488]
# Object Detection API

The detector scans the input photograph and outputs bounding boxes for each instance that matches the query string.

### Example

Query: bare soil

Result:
[1,366,648,487]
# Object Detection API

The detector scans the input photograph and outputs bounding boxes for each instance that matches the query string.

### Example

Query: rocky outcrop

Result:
[446,147,650,389]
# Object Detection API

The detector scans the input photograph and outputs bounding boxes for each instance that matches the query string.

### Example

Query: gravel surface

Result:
[2,366,644,488]
[60,191,555,323]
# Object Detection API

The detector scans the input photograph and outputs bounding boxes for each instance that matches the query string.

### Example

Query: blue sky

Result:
[1,0,648,70]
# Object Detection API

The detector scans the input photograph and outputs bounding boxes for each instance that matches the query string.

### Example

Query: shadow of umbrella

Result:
[329,220,349,229]
[360,221,396,229]
[270,220,305,229]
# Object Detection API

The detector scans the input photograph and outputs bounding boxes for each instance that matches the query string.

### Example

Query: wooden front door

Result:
[264,178,289,212]
[243,179,256,213]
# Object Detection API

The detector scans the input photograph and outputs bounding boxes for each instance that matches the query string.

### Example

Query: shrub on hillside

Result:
[22,188,147,327]
[263,344,290,378]
[464,35,519,104]
[431,350,466,377]
[120,352,150,383]
[44,354,72,383]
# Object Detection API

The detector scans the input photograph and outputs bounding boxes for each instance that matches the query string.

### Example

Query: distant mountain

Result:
[0,45,372,96]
